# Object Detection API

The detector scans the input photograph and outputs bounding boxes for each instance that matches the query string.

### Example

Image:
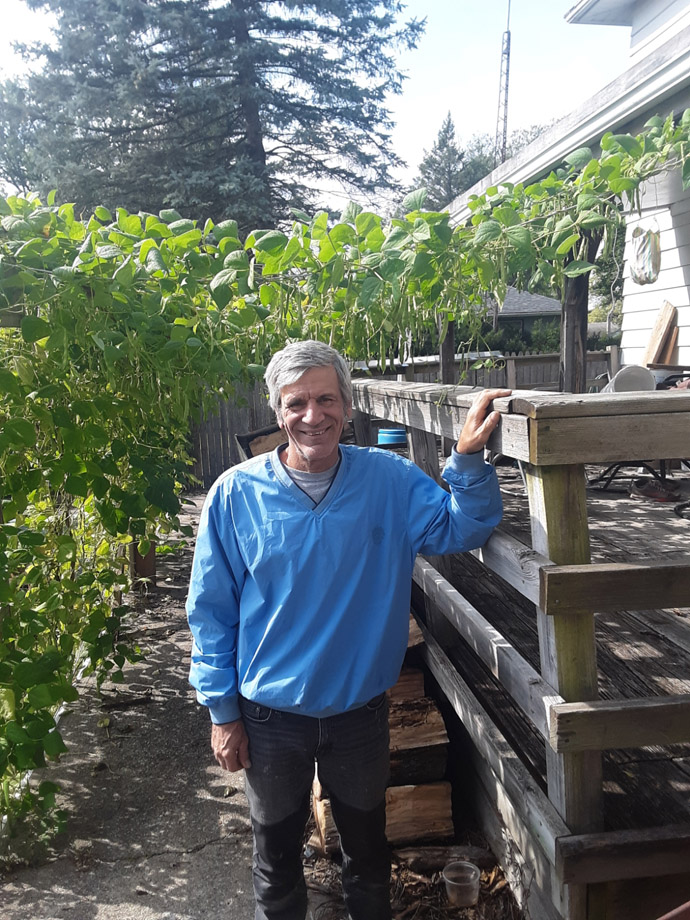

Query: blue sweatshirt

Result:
[186,443,502,724]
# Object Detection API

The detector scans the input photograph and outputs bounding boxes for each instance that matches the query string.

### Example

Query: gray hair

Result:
[265,340,352,423]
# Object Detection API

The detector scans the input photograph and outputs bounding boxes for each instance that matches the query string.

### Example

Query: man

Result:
[187,340,508,920]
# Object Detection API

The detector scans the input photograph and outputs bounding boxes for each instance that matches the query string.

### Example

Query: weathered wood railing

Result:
[351,379,690,920]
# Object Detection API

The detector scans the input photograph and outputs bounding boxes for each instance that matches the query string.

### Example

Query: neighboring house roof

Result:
[448,20,690,225]
[496,287,561,319]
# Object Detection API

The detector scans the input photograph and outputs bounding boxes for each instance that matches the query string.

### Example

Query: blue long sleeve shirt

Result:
[186,443,502,724]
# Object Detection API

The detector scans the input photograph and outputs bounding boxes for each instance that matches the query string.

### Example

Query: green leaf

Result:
[2,418,36,447]
[402,188,427,212]
[167,228,202,250]
[505,226,532,250]
[144,247,167,275]
[159,208,182,223]
[474,220,502,245]
[355,212,379,238]
[224,250,250,270]
[65,475,90,498]
[564,147,594,170]
[96,244,123,260]
[259,284,276,307]
[210,269,235,308]
[94,206,112,222]
[492,207,521,227]
[341,201,363,225]
[167,218,195,235]
[563,260,595,278]
[0,368,22,397]
[359,276,383,307]
[382,226,412,250]
[213,219,239,241]
[608,176,639,194]
[609,134,643,157]
[556,233,580,256]
[253,230,289,254]
[578,211,608,230]
[5,721,30,744]
[43,729,69,757]
[28,684,56,710]
[21,315,52,343]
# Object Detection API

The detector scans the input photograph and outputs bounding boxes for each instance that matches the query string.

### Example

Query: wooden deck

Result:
[453,467,690,835]
[352,380,690,919]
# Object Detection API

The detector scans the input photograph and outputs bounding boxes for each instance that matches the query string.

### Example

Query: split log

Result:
[312,782,454,854]
[408,615,424,651]
[390,745,447,786]
[388,667,425,703]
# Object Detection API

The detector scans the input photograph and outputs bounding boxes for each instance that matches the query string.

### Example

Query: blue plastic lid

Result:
[378,429,407,445]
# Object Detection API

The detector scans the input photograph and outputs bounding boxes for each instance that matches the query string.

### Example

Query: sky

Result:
[389,1,633,183]
[0,0,634,188]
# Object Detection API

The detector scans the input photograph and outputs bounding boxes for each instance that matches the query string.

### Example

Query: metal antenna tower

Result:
[494,0,512,167]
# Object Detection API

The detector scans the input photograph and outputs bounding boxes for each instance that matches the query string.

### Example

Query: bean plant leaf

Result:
[564,147,594,170]
[474,220,502,245]
[563,260,595,277]
[402,188,427,213]
[21,315,52,342]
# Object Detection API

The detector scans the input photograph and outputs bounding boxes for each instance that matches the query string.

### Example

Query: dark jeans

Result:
[239,694,392,920]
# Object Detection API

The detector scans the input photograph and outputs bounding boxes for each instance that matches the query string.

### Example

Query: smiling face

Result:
[278,365,351,472]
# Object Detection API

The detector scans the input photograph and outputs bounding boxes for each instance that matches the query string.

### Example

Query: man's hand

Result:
[211,719,251,772]
[456,388,512,455]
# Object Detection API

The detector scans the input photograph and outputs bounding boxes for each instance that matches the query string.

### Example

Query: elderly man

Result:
[187,340,508,920]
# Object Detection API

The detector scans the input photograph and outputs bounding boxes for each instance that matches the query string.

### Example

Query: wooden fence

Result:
[351,379,690,920]
[189,384,274,487]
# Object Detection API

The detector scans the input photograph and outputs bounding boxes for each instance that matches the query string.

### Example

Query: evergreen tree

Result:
[413,120,548,211]
[0,0,423,228]
[414,112,464,211]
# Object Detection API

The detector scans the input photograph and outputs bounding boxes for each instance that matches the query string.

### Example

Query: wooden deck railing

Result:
[351,379,690,920]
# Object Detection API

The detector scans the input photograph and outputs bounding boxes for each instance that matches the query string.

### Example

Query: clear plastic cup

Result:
[442,860,481,907]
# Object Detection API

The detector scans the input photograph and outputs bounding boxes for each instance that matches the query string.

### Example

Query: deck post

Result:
[525,463,604,919]
[352,409,375,446]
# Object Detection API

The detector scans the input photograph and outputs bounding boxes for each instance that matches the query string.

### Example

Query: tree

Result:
[0,0,424,229]
[413,112,464,211]
[413,121,549,212]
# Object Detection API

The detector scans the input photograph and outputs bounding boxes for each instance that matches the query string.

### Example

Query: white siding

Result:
[620,170,690,365]
[630,0,690,62]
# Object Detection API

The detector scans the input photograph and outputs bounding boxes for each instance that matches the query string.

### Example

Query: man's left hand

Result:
[456,388,512,455]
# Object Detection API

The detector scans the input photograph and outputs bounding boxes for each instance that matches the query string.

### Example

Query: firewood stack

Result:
[311,615,454,853]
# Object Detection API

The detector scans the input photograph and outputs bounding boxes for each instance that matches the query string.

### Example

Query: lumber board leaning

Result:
[549,695,690,753]
[350,379,530,461]
[540,561,690,615]
[643,300,677,366]
[556,823,690,884]
[413,557,562,741]
[414,614,569,867]
[471,527,550,608]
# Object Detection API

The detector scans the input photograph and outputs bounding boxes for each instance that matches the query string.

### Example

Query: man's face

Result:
[278,365,351,473]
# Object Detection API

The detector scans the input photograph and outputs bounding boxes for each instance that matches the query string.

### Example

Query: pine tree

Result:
[414,113,464,211]
[413,121,549,211]
[0,0,423,228]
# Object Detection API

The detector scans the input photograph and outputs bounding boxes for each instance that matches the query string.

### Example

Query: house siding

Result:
[620,173,690,365]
